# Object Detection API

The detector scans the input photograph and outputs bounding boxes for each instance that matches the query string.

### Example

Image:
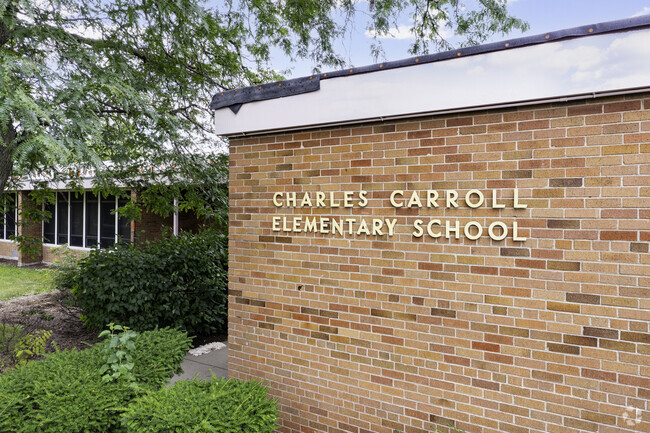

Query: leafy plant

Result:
[8,189,55,259]
[122,378,278,433]
[0,323,24,370]
[0,0,526,206]
[98,323,137,383]
[0,324,24,353]
[0,323,52,370]
[9,234,42,261]
[128,328,192,389]
[50,244,82,291]
[73,230,228,336]
[13,329,51,366]
[0,328,191,433]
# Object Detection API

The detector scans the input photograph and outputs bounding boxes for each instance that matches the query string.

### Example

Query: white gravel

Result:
[188,342,226,356]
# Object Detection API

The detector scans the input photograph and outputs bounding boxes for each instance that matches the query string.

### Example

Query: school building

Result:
[0,171,202,265]
[213,16,650,433]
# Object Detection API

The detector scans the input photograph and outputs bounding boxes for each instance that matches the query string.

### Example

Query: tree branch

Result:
[41,23,152,63]
[0,0,16,48]
[0,119,18,196]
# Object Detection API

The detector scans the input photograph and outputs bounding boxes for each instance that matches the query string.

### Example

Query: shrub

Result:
[128,328,192,388]
[0,323,24,352]
[0,328,191,433]
[99,323,138,383]
[50,244,82,291]
[13,329,52,366]
[73,230,228,335]
[0,323,53,371]
[123,378,278,433]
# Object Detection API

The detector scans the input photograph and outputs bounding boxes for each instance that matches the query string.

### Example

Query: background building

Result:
[0,172,204,265]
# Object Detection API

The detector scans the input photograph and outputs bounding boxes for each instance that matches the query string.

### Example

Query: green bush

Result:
[50,244,82,291]
[73,230,228,335]
[0,324,54,371]
[99,323,138,383]
[13,329,52,366]
[123,378,278,433]
[0,328,191,433]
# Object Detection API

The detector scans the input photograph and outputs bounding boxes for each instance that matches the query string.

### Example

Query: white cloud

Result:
[632,7,650,17]
[365,23,454,41]
[335,0,367,5]
[365,25,415,40]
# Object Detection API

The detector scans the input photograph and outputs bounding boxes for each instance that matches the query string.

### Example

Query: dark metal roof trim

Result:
[210,75,320,111]
[210,15,650,112]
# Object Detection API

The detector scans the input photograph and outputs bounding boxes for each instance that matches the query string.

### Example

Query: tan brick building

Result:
[213,17,649,433]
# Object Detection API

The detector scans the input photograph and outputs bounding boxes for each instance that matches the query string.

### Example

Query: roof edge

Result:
[222,86,650,138]
[210,14,650,112]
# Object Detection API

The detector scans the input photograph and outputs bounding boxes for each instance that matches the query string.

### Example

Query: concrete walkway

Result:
[170,343,228,385]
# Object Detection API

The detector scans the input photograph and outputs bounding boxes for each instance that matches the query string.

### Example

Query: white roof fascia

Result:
[213,28,650,137]
[14,178,96,191]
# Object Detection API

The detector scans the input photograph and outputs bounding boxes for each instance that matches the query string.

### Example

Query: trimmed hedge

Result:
[123,377,278,433]
[0,328,191,433]
[73,230,228,335]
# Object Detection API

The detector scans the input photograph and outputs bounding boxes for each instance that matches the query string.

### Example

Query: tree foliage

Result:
[0,0,526,221]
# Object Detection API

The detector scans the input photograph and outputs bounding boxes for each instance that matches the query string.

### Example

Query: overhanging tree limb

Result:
[0,0,526,222]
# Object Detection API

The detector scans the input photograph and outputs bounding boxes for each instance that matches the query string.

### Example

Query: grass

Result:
[0,264,53,301]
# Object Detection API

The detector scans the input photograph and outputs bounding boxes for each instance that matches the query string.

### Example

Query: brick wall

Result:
[134,210,174,243]
[41,245,87,264]
[0,241,16,260]
[135,210,206,243]
[228,94,650,433]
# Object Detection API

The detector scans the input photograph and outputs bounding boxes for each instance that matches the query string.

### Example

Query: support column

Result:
[17,191,43,266]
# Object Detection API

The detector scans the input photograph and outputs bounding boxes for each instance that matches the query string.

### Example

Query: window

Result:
[70,194,84,247]
[43,191,131,248]
[85,192,98,247]
[57,192,69,245]
[99,194,116,249]
[0,193,17,241]
[43,200,55,244]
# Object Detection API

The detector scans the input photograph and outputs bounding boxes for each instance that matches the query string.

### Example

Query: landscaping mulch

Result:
[0,290,99,352]
[0,289,227,356]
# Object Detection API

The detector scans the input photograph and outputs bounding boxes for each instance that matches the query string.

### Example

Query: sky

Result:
[271,0,650,78]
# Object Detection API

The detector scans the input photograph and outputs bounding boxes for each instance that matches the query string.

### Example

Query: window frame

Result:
[0,192,17,242]
[42,191,131,249]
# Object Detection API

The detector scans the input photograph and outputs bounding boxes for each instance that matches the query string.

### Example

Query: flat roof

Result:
[211,15,650,137]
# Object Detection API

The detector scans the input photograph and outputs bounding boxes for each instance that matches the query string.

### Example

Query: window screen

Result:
[100,194,116,248]
[5,193,16,239]
[69,193,84,247]
[85,192,99,247]
[43,201,56,244]
[42,190,132,249]
[56,192,69,244]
